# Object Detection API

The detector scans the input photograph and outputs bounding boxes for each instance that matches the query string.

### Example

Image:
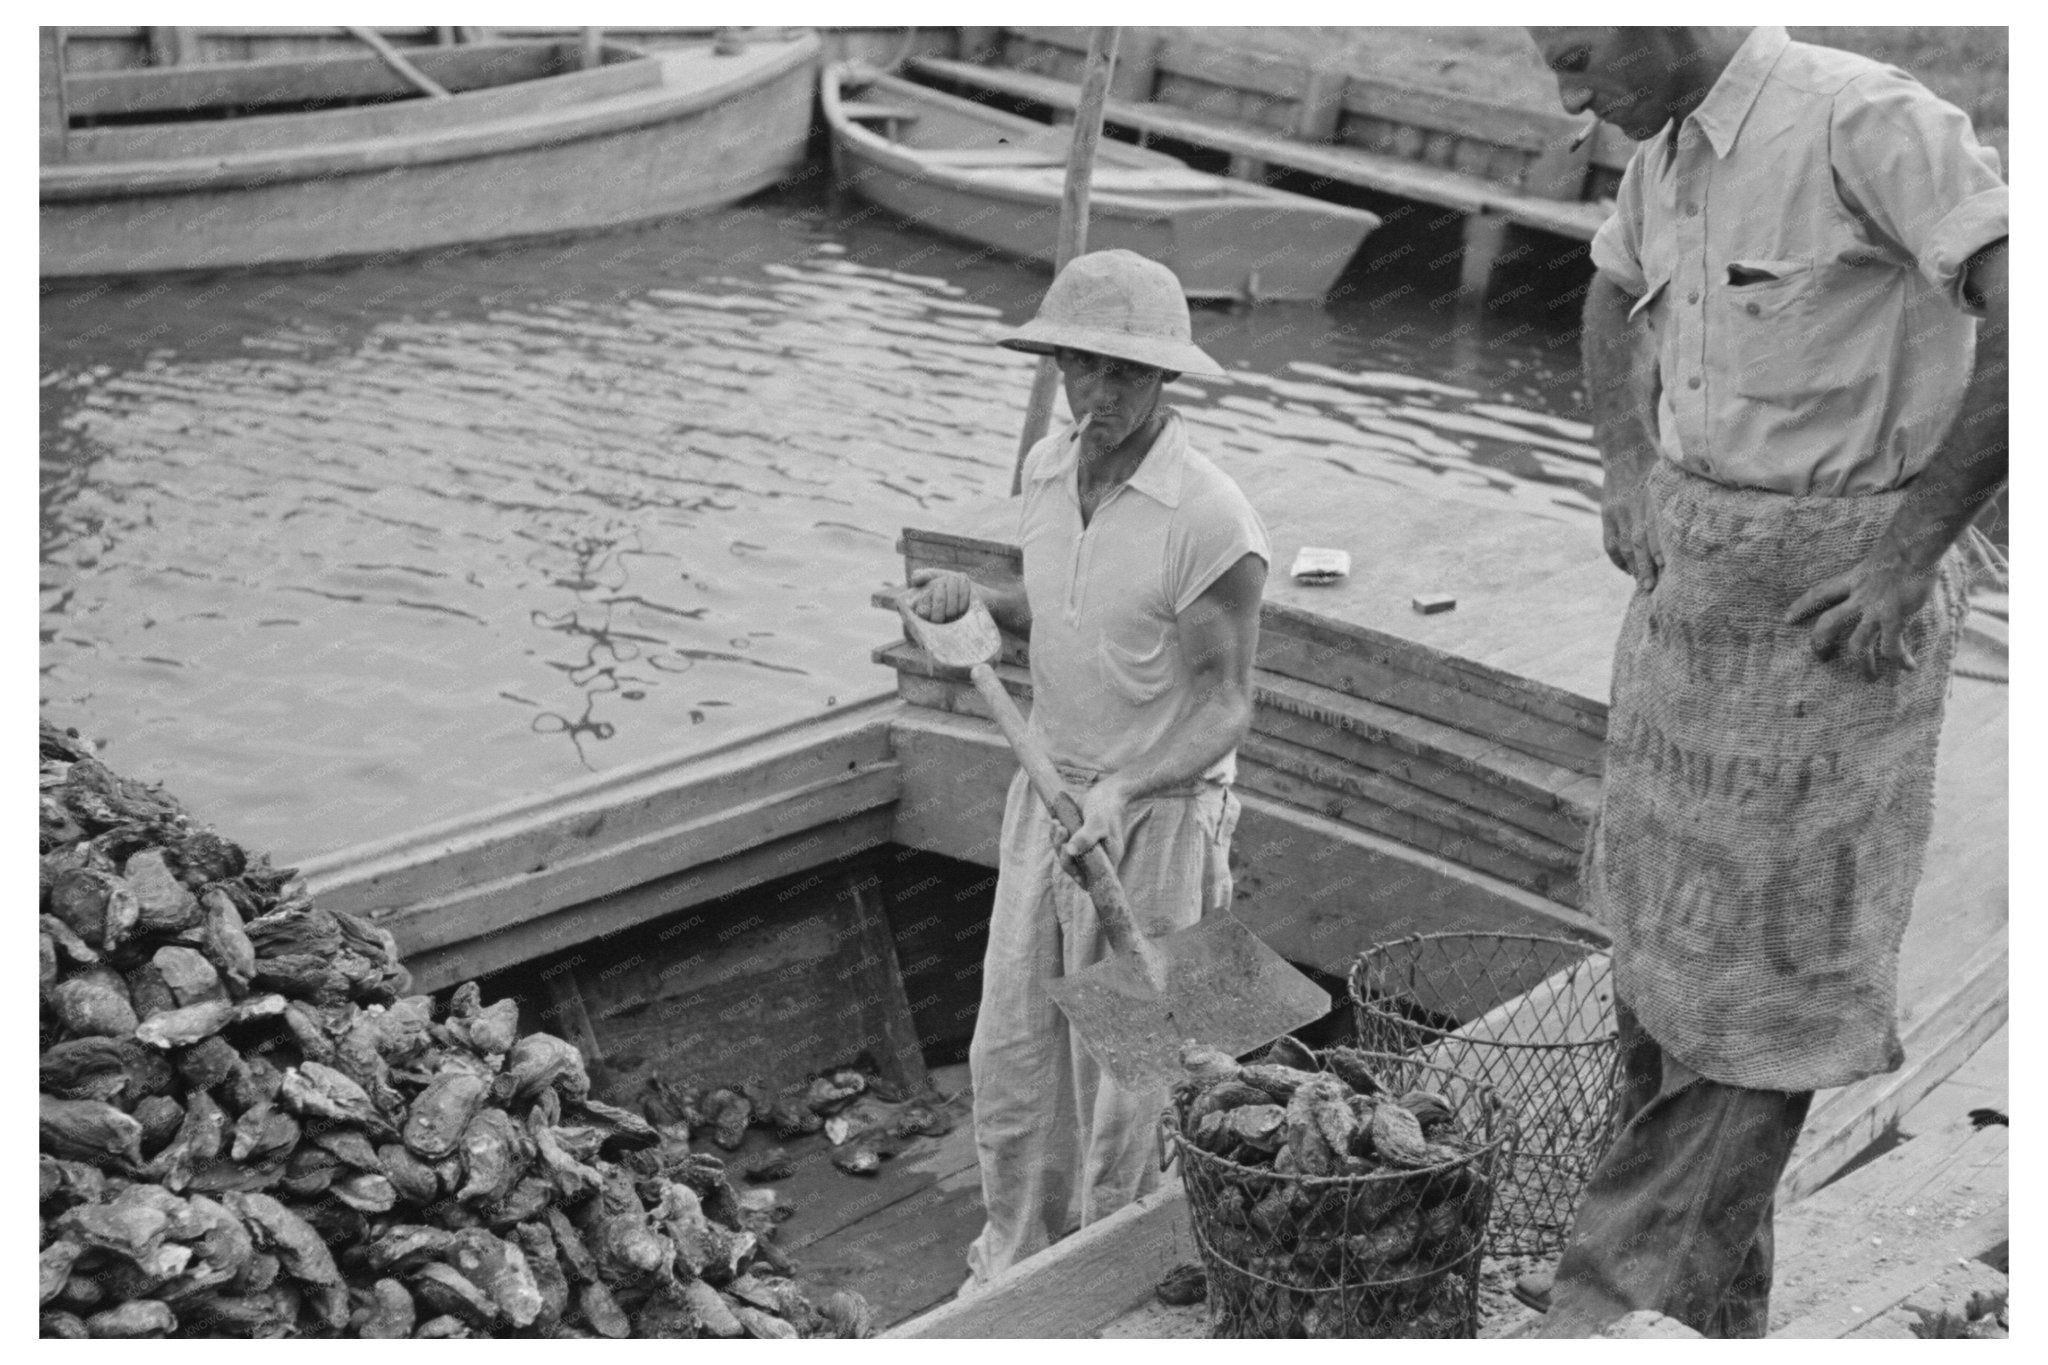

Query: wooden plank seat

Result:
[836,100,922,123]
[912,146,1067,166]
[961,165,1234,195]
[1769,1114,2008,1337]
[908,54,1613,242]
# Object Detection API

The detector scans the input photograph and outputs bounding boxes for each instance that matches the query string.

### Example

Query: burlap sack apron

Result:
[1585,459,1969,1092]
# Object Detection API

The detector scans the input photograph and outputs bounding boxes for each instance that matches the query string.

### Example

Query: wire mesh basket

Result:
[1169,1050,1513,1338]
[1350,932,1621,1259]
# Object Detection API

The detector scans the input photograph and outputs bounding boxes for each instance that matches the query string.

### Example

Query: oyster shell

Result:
[402,1072,488,1160]
[1369,1102,1433,1168]
[352,1278,415,1339]
[53,968,140,1039]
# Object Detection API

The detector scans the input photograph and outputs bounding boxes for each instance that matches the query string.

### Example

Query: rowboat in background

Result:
[821,61,1381,302]
[39,29,820,280]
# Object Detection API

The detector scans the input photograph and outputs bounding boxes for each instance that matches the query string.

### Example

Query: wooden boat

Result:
[820,61,1381,302]
[820,25,1632,306]
[52,26,775,69]
[38,29,820,280]
[290,470,2006,1333]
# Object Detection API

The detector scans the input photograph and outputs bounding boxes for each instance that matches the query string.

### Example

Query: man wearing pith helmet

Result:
[909,248,1270,1291]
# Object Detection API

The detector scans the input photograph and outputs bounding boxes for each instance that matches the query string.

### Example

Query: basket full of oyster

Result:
[1168,1040,1513,1339]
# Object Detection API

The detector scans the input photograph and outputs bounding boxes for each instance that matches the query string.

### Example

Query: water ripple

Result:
[41,187,1596,861]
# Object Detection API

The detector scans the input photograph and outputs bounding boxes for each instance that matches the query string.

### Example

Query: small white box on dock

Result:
[1290,547,1350,585]
[1412,593,1457,615]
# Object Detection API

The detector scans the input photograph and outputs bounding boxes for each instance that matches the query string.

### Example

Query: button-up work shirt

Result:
[1592,26,2009,496]
[1017,410,1270,782]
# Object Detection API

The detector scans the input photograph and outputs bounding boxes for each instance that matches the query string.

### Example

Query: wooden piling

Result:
[958,27,1003,64]
[39,27,66,164]
[1293,64,1348,143]
[1459,211,1511,307]
[146,27,201,67]
[1111,30,1162,103]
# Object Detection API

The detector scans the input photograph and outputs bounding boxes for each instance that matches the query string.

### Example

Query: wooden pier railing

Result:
[912,26,1634,306]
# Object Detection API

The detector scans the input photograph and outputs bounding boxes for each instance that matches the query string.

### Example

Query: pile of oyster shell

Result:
[1173,1041,1495,1337]
[639,1065,954,1183]
[38,722,870,1341]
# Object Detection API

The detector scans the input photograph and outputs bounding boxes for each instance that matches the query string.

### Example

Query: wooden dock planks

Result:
[907,50,1614,254]
[1769,1114,2008,1337]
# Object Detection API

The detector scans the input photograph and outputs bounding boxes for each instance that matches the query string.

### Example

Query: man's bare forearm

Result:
[1107,683,1251,803]
[979,578,1031,636]
[1582,274,1661,486]
[1876,240,2009,574]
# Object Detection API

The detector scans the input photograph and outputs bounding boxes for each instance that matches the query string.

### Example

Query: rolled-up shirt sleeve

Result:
[1831,67,2008,310]
[1589,153,1648,297]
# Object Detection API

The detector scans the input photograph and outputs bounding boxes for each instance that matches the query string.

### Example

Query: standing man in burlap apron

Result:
[1517,28,2009,1337]
[906,250,1270,1294]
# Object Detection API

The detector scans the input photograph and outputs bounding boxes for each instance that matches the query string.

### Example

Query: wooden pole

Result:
[580,27,604,70]
[39,27,67,165]
[147,27,199,67]
[344,25,452,99]
[1009,25,1119,496]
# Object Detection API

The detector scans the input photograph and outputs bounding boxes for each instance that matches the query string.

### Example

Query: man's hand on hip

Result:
[1785,554,1936,679]
[1603,475,1663,592]
[1786,239,2006,681]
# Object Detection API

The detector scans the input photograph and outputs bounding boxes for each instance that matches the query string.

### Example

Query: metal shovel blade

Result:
[1047,908,1331,1091]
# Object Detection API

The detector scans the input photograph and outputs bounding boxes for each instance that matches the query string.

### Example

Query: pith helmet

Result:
[999,249,1225,377]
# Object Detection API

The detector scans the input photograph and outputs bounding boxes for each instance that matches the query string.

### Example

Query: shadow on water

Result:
[40,177,1602,862]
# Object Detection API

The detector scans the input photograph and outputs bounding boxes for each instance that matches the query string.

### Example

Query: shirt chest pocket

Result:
[1098,623,1177,705]
[1718,258,1834,404]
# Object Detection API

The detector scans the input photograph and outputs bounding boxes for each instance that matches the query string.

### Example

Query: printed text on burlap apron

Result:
[1586,460,1968,1092]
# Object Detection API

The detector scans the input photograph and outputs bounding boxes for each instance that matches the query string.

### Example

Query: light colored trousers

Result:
[964,766,1240,1286]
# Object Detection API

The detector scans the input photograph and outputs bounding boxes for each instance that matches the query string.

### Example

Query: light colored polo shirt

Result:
[1592,26,2008,496]
[1017,409,1270,783]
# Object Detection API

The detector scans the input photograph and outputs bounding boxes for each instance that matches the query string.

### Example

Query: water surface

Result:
[40,184,1598,861]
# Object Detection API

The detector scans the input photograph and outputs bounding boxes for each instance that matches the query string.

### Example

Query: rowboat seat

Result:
[916,146,1068,167]
[838,102,922,124]
[962,165,1228,195]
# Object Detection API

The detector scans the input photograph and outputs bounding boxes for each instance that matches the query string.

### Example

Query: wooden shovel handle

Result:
[965,663,1157,967]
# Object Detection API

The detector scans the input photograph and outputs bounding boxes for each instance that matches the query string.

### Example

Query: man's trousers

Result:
[1539,998,1813,1338]
[963,769,1238,1287]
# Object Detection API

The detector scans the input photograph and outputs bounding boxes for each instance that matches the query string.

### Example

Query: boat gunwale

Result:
[60,37,637,120]
[824,62,1379,228]
[41,34,821,202]
[296,689,902,885]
